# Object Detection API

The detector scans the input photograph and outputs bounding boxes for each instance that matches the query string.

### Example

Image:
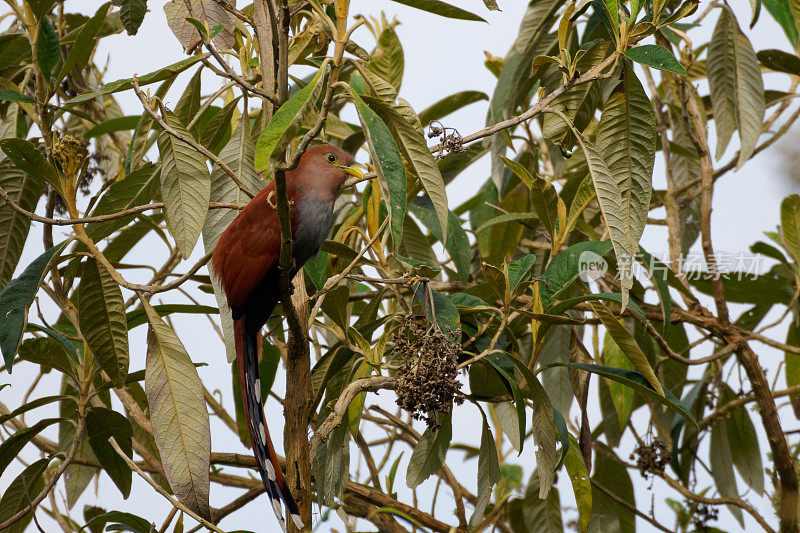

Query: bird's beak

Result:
[338,162,366,180]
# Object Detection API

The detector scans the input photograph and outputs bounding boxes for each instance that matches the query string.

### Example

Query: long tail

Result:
[234,318,303,531]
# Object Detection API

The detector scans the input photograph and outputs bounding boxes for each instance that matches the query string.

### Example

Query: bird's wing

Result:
[213,183,300,312]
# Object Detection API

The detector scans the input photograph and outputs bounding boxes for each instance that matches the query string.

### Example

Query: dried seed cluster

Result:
[630,439,672,478]
[393,315,463,428]
[688,501,719,528]
[427,121,466,156]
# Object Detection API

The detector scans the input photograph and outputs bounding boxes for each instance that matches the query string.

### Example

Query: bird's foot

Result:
[266,190,277,210]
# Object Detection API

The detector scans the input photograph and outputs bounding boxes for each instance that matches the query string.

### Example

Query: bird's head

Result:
[293,144,364,198]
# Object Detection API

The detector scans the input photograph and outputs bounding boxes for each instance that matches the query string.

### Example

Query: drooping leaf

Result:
[55,3,111,85]
[349,89,406,246]
[539,240,613,308]
[707,5,765,166]
[0,137,63,194]
[757,49,800,75]
[143,298,211,519]
[312,409,350,505]
[530,375,558,498]
[157,108,211,258]
[85,163,160,241]
[126,76,179,173]
[762,0,798,48]
[0,418,62,478]
[602,331,634,427]
[781,193,800,264]
[0,242,67,370]
[0,160,43,290]
[564,435,592,533]
[719,384,764,495]
[518,471,563,532]
[406,412,452,488]
[710,417,744,526]
[86,407,133,498]
[254,65,328,171]
[119,0,147,35]
[409,197,469,281]
[589,445,635,532]
[387,0,486,22]
[469,418,501,527]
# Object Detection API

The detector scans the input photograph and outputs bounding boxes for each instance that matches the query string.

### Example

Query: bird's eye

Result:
[326,153,337,164]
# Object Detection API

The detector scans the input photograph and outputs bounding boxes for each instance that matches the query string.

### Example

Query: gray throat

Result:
[292,194,334,266]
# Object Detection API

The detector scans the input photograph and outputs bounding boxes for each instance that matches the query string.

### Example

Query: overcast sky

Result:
[1,1,798,532]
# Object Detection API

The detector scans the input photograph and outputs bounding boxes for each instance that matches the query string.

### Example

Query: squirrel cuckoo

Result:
[212,145,362,530]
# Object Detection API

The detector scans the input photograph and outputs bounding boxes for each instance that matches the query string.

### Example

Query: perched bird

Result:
[212,145,362,530]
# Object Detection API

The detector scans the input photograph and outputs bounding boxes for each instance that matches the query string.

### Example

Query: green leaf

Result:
[589,445,634,532]
[254,65,327,171]
[0,458,50,533]
[469,418,501,527]
[143,298,211,519]
[84,116,140,138]
[623,45,686,75]
[158,108,211,258]
[126,76,178,173]
[36,16,61,81]
[119,0,147,35]
[710,417,744,526]
[85,163,160,241]
[0,90,36,103]
[539,240,613,308]
[363,96,449,243]
[406,412,452,488]
[0,137,63,194]
[0,160,43,290]
[485,355,527,452]
[555,114,638,306]
[545,362,695,425]
[368,19,404,91]
[199,97,238,155]
[564,435,592,533]
[589,300,662,394]
[508,254,537,294]
[707,6,765,166]
[55,3,111,86]
[76,258,129,386]
[18,336,77,377]
[475,212,538,234]
[80,511,154,533]
[0,418,62,478]
[0,242,67,370]
[762,0,798,48]
[499,155,534,189]
[757,49,800,75]
[781,193,800,264]
[409,197,470,282]
[719,385,764,495]
[518,471,563,532]
[387,0,486,22]
[785,323,800,417]
[530,175,560,240]
[312,409,350,505]
[418,90,488,125]
[0,394,73,425]
[602,332,634,427]
[86,407,133,498]
[530,375,558,498]
[67,55,207,104]
[547,293,646,322]
[349,89,406,246]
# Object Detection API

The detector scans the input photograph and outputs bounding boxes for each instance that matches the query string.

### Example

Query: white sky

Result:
[1,1,799,532]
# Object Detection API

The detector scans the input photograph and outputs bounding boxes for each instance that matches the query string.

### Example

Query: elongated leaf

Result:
[143,298,211,519]
[0,394,73,425]
[255,65,327,171]
[419,90,488,124]
[596,61,655,305]
[564,435,592,533]
[530,175,559,239]
[602,332,634,427]
[589,445,634,532]
[409,197,469,281]
[781,193,800,264]
[364,96,449,240]
[349,89,406,246]
[84,116,140,138]
[387,0,486,21]
[0,161,43,290]
[546,362,695,424]
[126,76,178,173]
[710,418,744,526]
[547,292,646,322]
[0,242,66,370]
[785,323,800,417]
[623,45,686,75]
[0,418,62,478]
[77,258,129,386]
[494,401,522,452]
[81,511,154,533]
[55,3,111,85]
[475,212,538,234]
[719,384,764,495]
[406,413,452,488]
[531,375,557,498]
[368,18,404,91]
[589,300,662,394]
[312,409,350,505]
[707,6,765,166]
[763,0,798,48]
[0,137,62,194]
[520,471,563,531]
[67,55,207,104]
[86,163,160,241]
[757,49,800,75]
[469,419,501,527]
[36,16,60,81]
[164,0,235,51]
[556,115,637,306]
[0,90,35,103]
[158,109,211,258]
[86,407,133,498]
[0,458,49,533]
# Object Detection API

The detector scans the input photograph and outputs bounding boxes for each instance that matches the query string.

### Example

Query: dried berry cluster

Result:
[427,121,466,156]
[630,439,672,478]
[687,501,719,529]
[393,315,463,428]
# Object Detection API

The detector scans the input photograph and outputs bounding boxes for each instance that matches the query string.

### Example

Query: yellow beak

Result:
[338,162,366,180]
